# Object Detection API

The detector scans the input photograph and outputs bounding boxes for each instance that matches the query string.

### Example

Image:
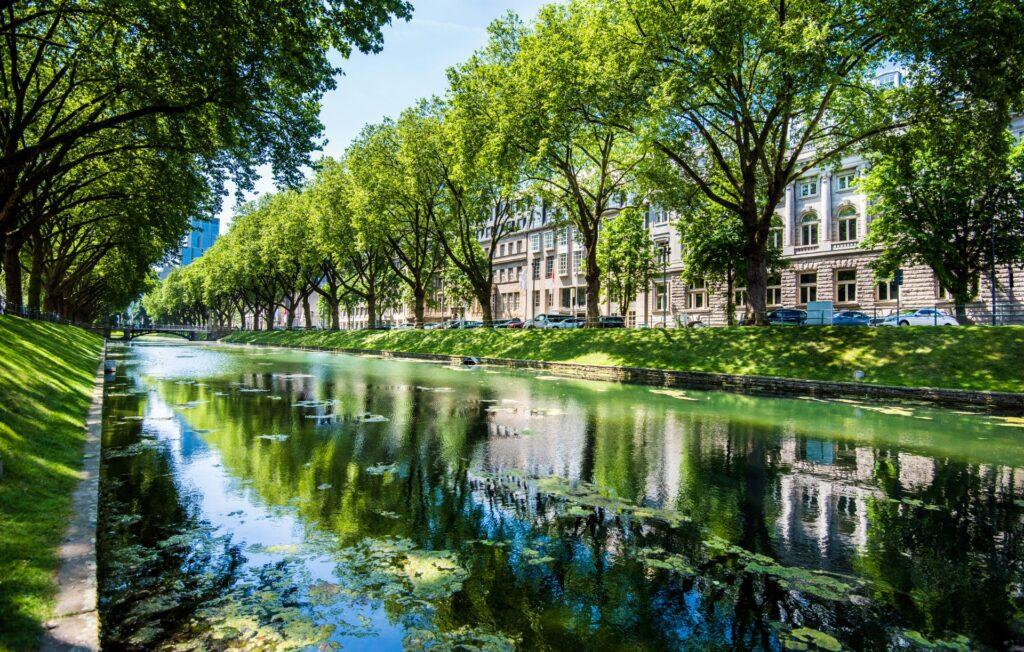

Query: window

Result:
[530,233,541,252]
[798,179,818,198]
[876,279,899,302]
[836,270,857,303]
[575,287,586,307]
[767,275,782,307]
[686,279,706,310]
[517,239,523,253]
[499,243,506,257]
[734,287,748,308]
[799,272,818,304]
[558,253,568,275]
[572,250,582,274]
[835,172,856,191]
[543,230,554,249]
[651,206,668,225]
[558,228,568,247]
[561,287,572,308]
[532,258,541,280]
[545,256,554,277]
[770,226,784,250]
[655,283,668,311]
[533,290,541,308]
[801,212,819,246]
[937,284,952,301]
[499,268,505,283]
[835,206,857,242]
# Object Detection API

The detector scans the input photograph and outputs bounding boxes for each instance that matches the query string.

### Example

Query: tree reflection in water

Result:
[98,343,1024,650]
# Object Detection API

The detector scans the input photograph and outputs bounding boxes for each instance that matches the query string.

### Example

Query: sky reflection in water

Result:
[97,342,1024,651]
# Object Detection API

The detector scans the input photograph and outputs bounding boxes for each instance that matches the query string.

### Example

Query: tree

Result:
[595,208,656,318]
[862,98,1024,322]
[0,0,411,310]
[592,0,902,323]
[346,119,443,327]
[466,9,647,325]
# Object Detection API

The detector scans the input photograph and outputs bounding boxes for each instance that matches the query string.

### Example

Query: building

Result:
[180,216,220,266]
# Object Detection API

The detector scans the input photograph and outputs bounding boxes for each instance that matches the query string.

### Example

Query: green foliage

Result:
[863,96,1024,320]
[0,317,102,649]
[595,208,656,311]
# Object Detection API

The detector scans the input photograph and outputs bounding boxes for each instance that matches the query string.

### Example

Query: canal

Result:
[98,341,1024,650]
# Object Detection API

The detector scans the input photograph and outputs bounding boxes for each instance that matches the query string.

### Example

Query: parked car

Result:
[423,322,442,330]
[522,314,571,329]
[597,315,626,328]
[552,317,586,329]
[879,309,959,326]
[446,319,482,329]
[492,318,523,328]
[831,310,871,326]
[766,309,808,325]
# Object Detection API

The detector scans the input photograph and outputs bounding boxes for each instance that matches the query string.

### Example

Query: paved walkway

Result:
[40,351,105,651]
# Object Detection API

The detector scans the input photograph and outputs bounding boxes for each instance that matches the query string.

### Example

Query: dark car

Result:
[832,310,871,326]
[492,318,523,329]
[766,309,807,325]
[597,315,626,328]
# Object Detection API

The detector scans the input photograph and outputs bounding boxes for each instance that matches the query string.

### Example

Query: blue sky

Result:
[219,0,548,229]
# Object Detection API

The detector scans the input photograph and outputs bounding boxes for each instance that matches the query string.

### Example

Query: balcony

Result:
[793,244,819,254]
[831,240,858,251]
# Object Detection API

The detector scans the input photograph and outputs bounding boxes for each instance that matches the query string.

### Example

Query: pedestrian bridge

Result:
[109,325,233,341]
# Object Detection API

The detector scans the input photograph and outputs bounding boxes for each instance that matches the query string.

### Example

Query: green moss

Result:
[0,315,103,650]
[221,326,1024,392]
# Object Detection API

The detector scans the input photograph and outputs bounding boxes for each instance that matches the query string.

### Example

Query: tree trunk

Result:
[366,291,377,329]
[285,302,296,328]
[330,300,340,330]
[4,237,24,313]
[27,236,44,315]
[474,284,493,326]
[743,224,769,325]
[725,263,735,327]
[584,244,601,326]
[303,295,312,327]
[954,299,969,324]
[413,288,426,328]
[265,306,275,330]
[251,308,260,330]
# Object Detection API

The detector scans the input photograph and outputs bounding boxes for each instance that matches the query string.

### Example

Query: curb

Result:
[221,340,1024,412]
[40,345,105,652]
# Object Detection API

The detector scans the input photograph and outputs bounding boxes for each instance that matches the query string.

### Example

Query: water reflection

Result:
[98,342,1024,650]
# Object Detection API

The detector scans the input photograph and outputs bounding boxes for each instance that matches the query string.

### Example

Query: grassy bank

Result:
[0,316,102,650]
[223,326,1024,393]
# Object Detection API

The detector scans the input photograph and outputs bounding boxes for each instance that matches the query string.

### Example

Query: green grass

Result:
[0,315,102,651]
[223,325,1024,393]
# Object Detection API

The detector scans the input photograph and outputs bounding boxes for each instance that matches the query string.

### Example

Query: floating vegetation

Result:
[317,483,333,491]
[404,625,518,651]
[779,626,843,651]
[375,510,400,520]
[637,547,695,575]
[246,542,304,555]
[304,414,339,424]
[257,434,290,442]
[415,386,454,393]
[238,387,270,393]
[533,476,691,528]
[335,536,469,605]
[366,462,399,476]
[354,413,389,423]
[105,441,159,458]
[650,388,699,401]
[293,399,339,408]
[896,629,972,650]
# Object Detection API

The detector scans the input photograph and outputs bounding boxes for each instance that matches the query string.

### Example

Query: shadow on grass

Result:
[225,326,1024,393]
[0,315,102,651]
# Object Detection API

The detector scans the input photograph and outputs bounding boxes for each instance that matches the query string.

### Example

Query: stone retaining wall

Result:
[228,342,1024,412]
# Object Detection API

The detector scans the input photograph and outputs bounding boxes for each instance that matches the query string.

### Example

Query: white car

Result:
[879,308,959,326]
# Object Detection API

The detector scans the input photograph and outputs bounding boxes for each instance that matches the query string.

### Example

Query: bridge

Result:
[108,324,234,341]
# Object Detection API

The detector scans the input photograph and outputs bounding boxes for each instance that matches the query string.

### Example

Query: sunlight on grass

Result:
[0,315,102,650]
[224,326,1024,392]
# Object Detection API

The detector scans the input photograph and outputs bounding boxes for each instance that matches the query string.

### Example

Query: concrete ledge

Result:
[40,348,105,652]
[225,341,1024,412]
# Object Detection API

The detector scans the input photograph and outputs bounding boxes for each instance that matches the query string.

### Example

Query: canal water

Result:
[98,341,1024,651]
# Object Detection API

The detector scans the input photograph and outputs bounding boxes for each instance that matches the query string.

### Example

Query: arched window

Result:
[800,212,819,246]
[835,206,858,242]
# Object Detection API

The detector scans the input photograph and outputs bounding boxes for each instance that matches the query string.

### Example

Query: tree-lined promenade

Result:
[144,0,1024,329]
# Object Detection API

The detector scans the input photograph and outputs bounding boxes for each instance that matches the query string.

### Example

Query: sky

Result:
[218,0,548,231]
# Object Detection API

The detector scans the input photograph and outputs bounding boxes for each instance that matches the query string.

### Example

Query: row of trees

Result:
[0,0,411,321]
[147,0,1024,327]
